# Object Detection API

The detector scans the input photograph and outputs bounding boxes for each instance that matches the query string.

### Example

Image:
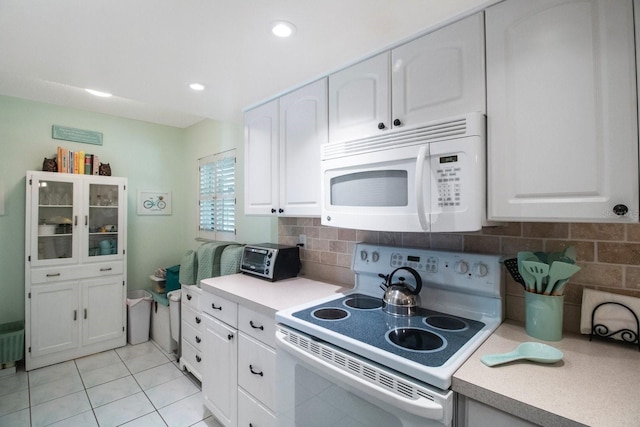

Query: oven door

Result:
[321,143,431,232]
[276,326,453,427]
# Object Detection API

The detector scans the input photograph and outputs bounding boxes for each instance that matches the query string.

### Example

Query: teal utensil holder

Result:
[525,291,564,341]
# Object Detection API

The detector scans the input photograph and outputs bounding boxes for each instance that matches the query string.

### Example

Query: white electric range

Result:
[275,243,504,426]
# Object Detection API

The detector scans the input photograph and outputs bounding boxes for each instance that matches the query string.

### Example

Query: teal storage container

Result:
[165,265,180,293]
[0,321,24,367]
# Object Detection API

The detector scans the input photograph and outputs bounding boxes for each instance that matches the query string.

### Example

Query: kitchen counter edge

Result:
[452,320,640,427]
[199,273,350,316]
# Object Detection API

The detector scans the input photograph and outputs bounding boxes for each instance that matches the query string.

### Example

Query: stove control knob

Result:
[360,250,368,261]
[372,252,380,262]
[455,261,469,275]
[474,263,489,277]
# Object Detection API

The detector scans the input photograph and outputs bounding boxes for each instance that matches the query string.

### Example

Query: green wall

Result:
[0,95,275,325]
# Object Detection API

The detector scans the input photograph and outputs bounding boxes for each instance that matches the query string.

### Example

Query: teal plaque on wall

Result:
[52,125,103,145]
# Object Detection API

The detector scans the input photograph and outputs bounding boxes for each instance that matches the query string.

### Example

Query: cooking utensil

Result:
[481,342,564,367]
[517,251,536,291]
[551,278,570,296]
[381,267,422,316]
[502,258,526,289]
[563,246,577,262]
[522,260,549,293]
[543,262,581,295]
[534,251,548,264]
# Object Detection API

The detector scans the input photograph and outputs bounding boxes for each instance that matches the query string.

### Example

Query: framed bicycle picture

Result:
[137,190,172,215]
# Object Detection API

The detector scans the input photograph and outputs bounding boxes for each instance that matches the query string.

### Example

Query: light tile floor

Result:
[0,341,223,427]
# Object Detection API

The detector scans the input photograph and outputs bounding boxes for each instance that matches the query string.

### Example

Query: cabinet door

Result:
[392,13,485,127]
[486,0,638,221]
[329,52,390,142]
[28,172,80,267]
[203,314,238,427]
[279,79,327,216]
[84,178,126,262]
[30,282,80,357]
[82,277,125,346]
[244,100,279,215]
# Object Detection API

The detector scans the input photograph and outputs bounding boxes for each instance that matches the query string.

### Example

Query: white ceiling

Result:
[0,0,494,128]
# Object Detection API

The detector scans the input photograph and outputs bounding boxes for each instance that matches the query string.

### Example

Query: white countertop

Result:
[452,320,640,427]
[200,273,351,316]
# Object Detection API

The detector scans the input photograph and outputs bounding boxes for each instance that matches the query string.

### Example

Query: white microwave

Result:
[321,113,487,233]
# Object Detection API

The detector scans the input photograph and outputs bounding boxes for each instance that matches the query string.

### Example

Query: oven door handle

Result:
[276,330,445,420]
[415,145,430,231]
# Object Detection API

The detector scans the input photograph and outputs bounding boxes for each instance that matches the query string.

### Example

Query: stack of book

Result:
[56,146,100,175]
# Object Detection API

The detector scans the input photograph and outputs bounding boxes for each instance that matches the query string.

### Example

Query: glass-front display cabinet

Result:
[27,171,126,266]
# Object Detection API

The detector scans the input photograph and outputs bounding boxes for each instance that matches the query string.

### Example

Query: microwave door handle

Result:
[415,145,430,231]
[276,330,445,420]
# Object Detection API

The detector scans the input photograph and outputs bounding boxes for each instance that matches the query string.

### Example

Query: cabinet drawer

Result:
[182,285,200,311]
[180,341,203,381]
[202,291,237,327]
[31,262,123,284]
[238,305,276,348]
[238,333,276,410]
[182,305,203,330]
[238,387,277,427]
[182,320,203,351]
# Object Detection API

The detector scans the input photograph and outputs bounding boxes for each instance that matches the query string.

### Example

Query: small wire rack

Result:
[589,301,640,351]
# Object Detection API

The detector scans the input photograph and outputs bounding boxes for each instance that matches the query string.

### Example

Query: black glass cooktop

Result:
[292,293,485,367]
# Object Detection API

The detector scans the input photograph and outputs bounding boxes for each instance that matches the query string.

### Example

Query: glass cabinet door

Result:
[87,182,122,260]
[32,176,77,263]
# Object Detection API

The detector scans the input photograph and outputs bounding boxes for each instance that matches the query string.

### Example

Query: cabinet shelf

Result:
[89,205,118,209]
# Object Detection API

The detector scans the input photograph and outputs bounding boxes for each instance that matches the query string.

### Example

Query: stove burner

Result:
[344,295,382,310]
[312,308,350,321]
[386,328,446,352]
[425,315,468,332]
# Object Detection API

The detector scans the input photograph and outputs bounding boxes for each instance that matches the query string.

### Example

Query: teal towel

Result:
[196,242,231,283]
[179,250,197,285]
[220,245,245,276]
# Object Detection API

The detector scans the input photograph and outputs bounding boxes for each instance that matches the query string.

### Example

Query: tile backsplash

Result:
[279,218,640,334]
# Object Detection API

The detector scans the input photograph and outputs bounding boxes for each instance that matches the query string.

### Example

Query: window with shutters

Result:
[198,150,236,241]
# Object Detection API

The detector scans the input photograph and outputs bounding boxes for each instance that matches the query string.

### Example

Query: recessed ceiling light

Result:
[85,88,112,98]
[271,21,296,38]
[189,83,205,91]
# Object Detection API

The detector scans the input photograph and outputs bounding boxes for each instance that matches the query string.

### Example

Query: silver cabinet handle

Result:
[186,294,192,300]
[195,336,201,343]
[211,303,222,311]
[85,215,88,226]
[99,267,112,272]
[196,355,202,363]
[46,273,61,277]
[195,317,201,324]
[73,310,77,321]
[227,334,234,341]
[84,309,87,319]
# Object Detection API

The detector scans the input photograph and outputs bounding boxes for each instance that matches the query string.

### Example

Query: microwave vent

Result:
[322,113,484,160]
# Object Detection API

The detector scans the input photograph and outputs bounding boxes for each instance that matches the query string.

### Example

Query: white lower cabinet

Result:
[457,395,536,427]
[28,275,125,367]
[202,291,238,427]
[180,285,204,380]
[238,388,277,427]
[201,289,278,427]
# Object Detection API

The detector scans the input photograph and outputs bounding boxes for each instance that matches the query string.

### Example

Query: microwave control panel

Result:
[434,153,463,209]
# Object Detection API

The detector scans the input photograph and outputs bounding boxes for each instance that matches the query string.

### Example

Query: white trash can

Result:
[126,290,152,345]
[168,290,181,344]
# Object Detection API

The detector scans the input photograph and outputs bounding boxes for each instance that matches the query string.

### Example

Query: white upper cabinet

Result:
[329,13,485,143]
[391,12,485,127]
[245,79,327,217]
[328,52,390,142]
[244,100,279,216]
[486,0,639,222]
[279,79,327,216]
